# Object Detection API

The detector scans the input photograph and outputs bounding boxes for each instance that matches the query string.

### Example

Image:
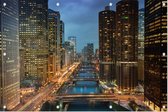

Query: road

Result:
[12,62,80,111]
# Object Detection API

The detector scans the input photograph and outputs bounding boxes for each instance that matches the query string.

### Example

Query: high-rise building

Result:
[68,36,77,61]
[138,8,144,82]
[19,0,48,84]
[95,49,99,60]
[60,20,65,48]
[81,43,94,63]
[116,0,138,92]
[87,43,94,63]
[48,9,61,78]
[99,6,116,82]
[82,46,88,62]
[0,0,20,110]
[144,0,167,111]
[63,41,74,66]
[60,20,65,69]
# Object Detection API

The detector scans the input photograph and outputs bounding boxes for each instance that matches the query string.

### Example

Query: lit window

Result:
[3,2,6,7]
[3,52,6,56]
[162,1,167,7]
[162,52,166,56]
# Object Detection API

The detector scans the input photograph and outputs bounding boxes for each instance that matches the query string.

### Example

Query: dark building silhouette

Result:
[144,0,167,111]
[99,6,116,82]
[116,0,138,92]
[60,20,65,69]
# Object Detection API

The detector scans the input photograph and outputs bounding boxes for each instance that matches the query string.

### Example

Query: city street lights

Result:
[56,105,60,109]
[109,105,112,109]
[3,105,6,111]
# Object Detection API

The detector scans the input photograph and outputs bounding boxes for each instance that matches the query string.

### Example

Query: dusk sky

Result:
[49,0,144,52]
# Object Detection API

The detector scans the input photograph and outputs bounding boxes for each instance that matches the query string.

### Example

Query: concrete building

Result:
[116,0,138,92]
[99,6,116,82]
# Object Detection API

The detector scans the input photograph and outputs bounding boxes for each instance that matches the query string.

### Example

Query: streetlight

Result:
[56,105,60,109]
[162,105,166,111]
[109,105,113,109]
[3,105,6,111]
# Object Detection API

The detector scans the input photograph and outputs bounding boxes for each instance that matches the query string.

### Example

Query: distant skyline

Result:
[49,0,144,52]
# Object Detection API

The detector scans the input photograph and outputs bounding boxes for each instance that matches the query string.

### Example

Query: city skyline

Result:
[49,0,145,52]
[0,0,167,111]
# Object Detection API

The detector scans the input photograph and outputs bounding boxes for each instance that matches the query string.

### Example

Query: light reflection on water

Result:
[67,72,101,94]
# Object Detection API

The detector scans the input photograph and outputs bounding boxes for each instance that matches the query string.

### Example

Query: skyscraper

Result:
[19,0,48,84]
[82,46,88,62]
[68,36,77,61]
[116,0,138,92]
[99,6,116,82]
[87,43,94,63]
[0,0,20,109]
[60,20,65,48]
[81,43,94,63]
[64,41,74,66]
[138,8,144,82]
[48,9,60,78]
[144,0,167,111]
[60,20,65,69]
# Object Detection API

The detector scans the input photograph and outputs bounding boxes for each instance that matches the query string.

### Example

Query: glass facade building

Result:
[0,0,20,110]
[99,6,116,82]
[19,0,48,84]
[116,0,138,92]
[144,0,167,111]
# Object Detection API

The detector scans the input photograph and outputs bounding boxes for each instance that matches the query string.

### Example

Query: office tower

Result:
[116,0,138,92]
[0,0,20,110]
[144,0,167,111]
[138,8,144,82]
[60,20,65,48]
[87,43,94,63]
[20,47,25,81]
[95,49,99,60]
[68,36,77,61]
[63,41,74,66]
[99,6,116,82]
[82,46,88,62]
[60,20,65,69]
[48,9,61,78]
[19,0,48,84]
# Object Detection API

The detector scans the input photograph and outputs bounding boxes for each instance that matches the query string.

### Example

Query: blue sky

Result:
[49,0,144,52]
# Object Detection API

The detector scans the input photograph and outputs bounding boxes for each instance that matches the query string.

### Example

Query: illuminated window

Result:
[3,2,6,7]
[162,52,166,56]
